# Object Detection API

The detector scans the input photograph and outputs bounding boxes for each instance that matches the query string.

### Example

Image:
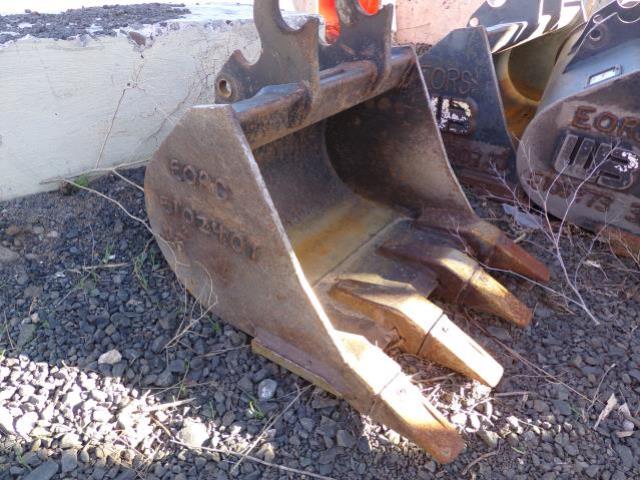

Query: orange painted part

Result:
[320,0,381,41]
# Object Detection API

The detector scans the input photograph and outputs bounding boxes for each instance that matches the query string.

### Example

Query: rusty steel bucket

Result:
[418,1,611,199]
[420,26,521,200]
[517,1,640,244]
[145,0,549,463]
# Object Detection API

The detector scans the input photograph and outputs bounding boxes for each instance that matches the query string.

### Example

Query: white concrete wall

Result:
[0,4,310,201]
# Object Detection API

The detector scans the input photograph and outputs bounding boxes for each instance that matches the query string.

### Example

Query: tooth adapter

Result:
[145,0,549,463]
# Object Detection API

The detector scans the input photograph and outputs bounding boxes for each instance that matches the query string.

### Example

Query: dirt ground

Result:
[0,4,189,44]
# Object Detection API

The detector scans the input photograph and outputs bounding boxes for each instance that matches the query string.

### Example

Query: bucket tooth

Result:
[599,226,640,259]
[254,331,464,463]
[379,229,532,327]
[329,276,504,386]
[336,331,464,463]
[330,276,442,355]
[417,311,504,387]
[367,367,463,463]
[418,210,550,283]
[464,221,550,284]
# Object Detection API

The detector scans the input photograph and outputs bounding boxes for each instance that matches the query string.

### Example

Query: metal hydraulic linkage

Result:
[144,0,549,462]
[518,0,640,248]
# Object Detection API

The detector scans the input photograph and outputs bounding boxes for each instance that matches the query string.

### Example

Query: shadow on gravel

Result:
[1,169,640,480]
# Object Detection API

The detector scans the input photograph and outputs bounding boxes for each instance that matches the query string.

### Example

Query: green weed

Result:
[208,318,221,335]
[133,252,149,291]
[248,399,265,420]
[102,242,114,264]
[510,446,526,455]
[72,174,90,189]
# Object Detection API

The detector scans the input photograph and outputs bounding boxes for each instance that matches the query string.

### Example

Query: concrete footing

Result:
[0,4,307,201]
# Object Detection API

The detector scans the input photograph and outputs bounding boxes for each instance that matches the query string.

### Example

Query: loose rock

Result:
[336,429,356,448]
[15,411,38,438]
[16,324,37,348]
[61,450,78,472]
[60,432,82,449]
[257,379,278,401]
[98,349,122,365]
[0,406,15,434]
[478,430,500,449]
[23,461,58,480]
[0,245,19,263]
[178,420,208,448]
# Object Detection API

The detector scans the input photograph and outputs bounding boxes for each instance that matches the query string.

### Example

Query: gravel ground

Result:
[1,168,639,479]
[0,4,190,44]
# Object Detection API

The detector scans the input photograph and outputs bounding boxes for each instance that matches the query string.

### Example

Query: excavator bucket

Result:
[144,0,549,463]
[419,26,520,200]
[491,1,614,141]
[517,1,640,244]
[468,0,588,53]
[418,1,609,198]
